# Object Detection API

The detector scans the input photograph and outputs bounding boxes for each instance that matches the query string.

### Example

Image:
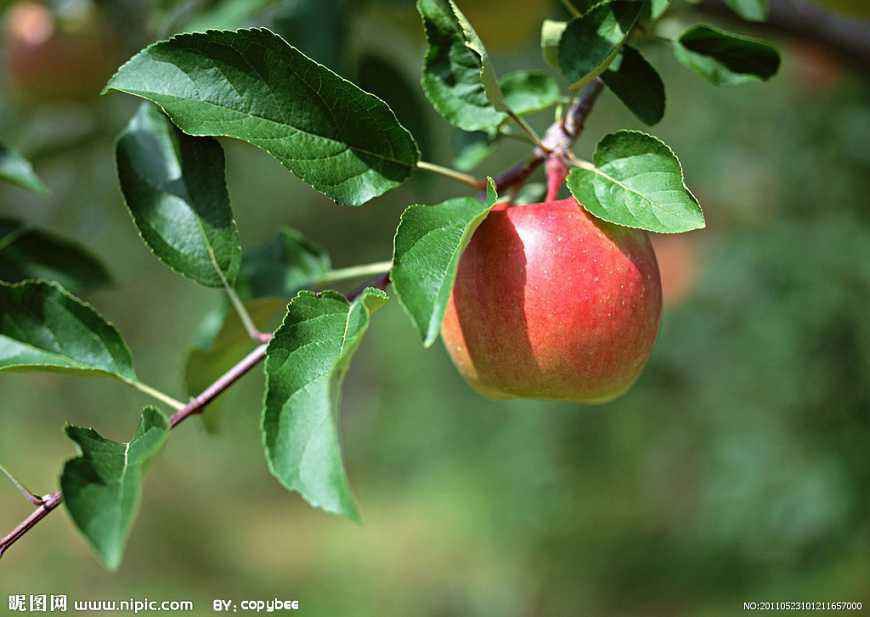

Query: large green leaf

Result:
[236,228,331,300]
[116,103,241,288]
[262,287,388,520]
[601,46,665,126]
[0,143,48,194]
[0,280,137,382]
[498,71,561,116]
[566,131,705,233]
[0,219,112,292]
[61,406,169,570]
[673,24,780,86]
[392,179,497,346]
[558,1,644,89]
[724,0,768,21]
[105,28,419,206]
[418,0,507,132]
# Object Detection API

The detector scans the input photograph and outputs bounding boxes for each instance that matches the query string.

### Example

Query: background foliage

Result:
[1,0,869,614]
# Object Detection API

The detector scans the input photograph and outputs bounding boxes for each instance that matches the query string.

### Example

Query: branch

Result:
[0,278,389,560]
[0,83,606,562]
[493,78,605,194]
[696,0,870,73]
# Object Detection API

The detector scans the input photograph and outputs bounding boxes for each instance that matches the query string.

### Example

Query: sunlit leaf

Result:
[116,103,241,288]
[62,407,169,570]
[262,287,389,520]
[558,1,643,89]
[392,178,498,346]
[566,131,704,233]
[418,0,507,131]
[105,28,419,206]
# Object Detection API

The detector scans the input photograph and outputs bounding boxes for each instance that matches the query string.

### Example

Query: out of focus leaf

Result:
[541,19,567,69]
[0,143,48,194]
[270,0,348,72]
[724,0,769,21]
[418,0,507,131]
[183,0,275,31]
[186,298,285,432]
[105,28,419,206]
[0,280,137,382]
[262,287,389,520]
[62,407,169,570]
[358,53,431,160]
[673,25,780,86]
[558,1,643,89]
[236,228,331,301]
[0,219,112,292]
[116,103,241,288]
[566,131,704,233]
[392,178,498,346]
[499,71,560,116]
[601,46,666,126]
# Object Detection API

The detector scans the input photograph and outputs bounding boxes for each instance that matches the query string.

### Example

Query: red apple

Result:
[441,198,662,404]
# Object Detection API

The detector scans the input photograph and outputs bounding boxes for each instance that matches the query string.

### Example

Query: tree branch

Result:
[0,277,390,560]
[0,84,605,563]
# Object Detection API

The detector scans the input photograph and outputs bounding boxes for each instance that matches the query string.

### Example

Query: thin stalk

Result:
[317,261,393,286]
[127,380,186,411]
[561,0,582,17]
[0,464,43,506]
[416,161,484,189]
[210,247,267,342]
[507,110,550,153]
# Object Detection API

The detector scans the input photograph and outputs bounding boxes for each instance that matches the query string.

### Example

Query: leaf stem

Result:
[507,111,550,153]
[127,380,186,411]
[317,260,393,286]
[561,0,582,17]
[224,280,267,342]
[416,161,485,189]
[0,464,43,506]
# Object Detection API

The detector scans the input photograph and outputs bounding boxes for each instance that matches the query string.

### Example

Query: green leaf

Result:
[418,0,507,132]
[498,71,561,116]
[182,0,275,32]
[236,228,331,301]
[541,19,567,70]
[262,287,389,520]
[61,407,169,570]
[392,178,498,346]
[648,0,671,20]
[566,130,705,233]
[186,298,285,432]
[724,0,768,21]
[0,219,112,292]
[0,143,48,194]
[105,28,419,206]
[601,46,665,126]
[673,24,780,86]
[452,130,499,172]
[558,1,644,89]
[0,280,137,382]
[116,103,241,288]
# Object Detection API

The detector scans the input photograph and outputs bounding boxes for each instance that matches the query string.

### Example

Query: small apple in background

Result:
[650,233,702,309]
[788,41,843,93]
[3,0,120,104]
[441,198,662,404]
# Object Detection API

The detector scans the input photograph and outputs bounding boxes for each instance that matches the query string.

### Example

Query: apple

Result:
[441,198,662,404]
[3,1,120,104]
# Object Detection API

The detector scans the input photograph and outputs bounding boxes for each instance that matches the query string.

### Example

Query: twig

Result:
[0,464,44,507]
[0,278,391,560]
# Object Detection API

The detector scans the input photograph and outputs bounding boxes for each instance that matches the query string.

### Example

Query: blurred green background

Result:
[1,0,869,615]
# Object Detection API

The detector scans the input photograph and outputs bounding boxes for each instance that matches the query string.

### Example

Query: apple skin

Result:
[441,198,662,404]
